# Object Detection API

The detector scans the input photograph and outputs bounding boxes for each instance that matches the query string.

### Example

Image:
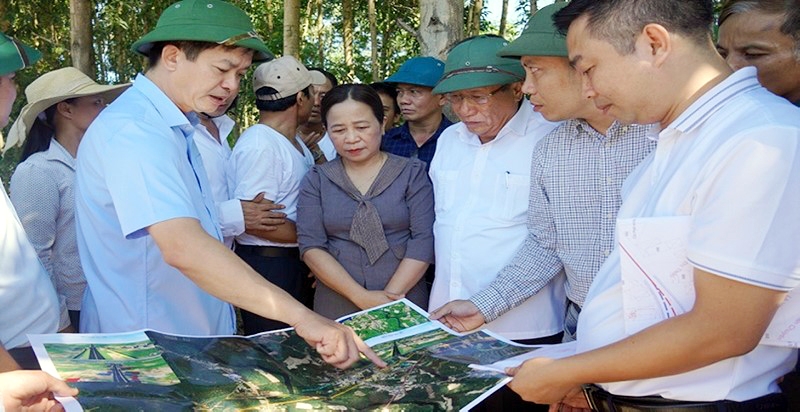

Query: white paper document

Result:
[618,217,800,347]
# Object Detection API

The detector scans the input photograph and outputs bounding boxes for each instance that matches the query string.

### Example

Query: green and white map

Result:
[30,300,544,411]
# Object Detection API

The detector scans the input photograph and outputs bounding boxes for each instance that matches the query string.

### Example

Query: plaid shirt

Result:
[471,119,655,321]
[380,115,453,171]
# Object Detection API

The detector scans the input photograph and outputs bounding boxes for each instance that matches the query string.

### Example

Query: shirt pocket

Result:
[432,170,460,213]
[492,172,529,220]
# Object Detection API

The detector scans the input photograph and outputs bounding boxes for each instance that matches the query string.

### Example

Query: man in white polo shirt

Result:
[506,1,800,410]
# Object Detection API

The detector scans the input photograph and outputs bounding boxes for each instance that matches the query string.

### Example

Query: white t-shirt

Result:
[0,181,60,349]
[578,68,800,401]
[429,101,566,340]
[229,124,313,247]
[194,114,243,248]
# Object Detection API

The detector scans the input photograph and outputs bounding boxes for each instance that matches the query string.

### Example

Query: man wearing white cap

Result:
[228,55,326,334]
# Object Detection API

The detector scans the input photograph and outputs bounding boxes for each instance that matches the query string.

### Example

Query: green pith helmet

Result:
[433,35,525,95]
[498,3,569,59]
[131,0,273,62]
[0,32,41,76]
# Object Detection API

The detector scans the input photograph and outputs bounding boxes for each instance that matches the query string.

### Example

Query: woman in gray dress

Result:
[297,84,433,319]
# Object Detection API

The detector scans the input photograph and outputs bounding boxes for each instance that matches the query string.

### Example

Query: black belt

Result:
[235,243,300,258]
[583,385,787,412]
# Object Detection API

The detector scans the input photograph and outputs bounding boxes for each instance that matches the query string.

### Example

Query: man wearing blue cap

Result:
[75,0,383,370]
[0,31,64,372]
[381,56,452,171]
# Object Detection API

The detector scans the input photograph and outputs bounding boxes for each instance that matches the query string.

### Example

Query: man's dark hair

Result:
[553,0,715,55]
[369,82,400,114]
[146,41,243,69]
[255,86,311,112]
[320,84,384,128]
[719,0,800,58]
[306,67,338,87]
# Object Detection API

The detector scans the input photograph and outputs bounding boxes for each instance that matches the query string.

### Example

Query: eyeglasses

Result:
[444,85,507,106]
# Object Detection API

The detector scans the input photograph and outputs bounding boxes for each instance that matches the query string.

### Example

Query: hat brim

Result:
[4,83,130,153]
[497,31,568,59]
[131,25,273,62]
[385,71,437,88]
[0,38,42,76]
[433,71,523,95]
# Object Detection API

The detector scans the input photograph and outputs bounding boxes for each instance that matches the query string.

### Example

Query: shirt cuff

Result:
[470,287,510,323]
[217,199,245,237]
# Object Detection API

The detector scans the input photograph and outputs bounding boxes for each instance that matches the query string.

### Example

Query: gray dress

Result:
[297,154,433,319]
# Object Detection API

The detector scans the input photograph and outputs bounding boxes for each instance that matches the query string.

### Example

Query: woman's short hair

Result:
[320,84,384,128]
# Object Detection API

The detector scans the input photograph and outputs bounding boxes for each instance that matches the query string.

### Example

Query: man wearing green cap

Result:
[75,0,383,370]
[431,4,654,347]
[381,56,452,172]
[427,33,564,411]
[0,32,63,371]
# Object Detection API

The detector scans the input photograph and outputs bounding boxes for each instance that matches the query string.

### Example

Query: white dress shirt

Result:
[429,101,566,340]
[578,68,800,401]
[194,114,243,248]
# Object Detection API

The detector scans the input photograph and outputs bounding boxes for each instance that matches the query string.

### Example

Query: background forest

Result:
[1,0,725,185]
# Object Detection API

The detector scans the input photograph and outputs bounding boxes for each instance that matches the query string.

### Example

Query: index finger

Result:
[353,332,387,368]
[428,304,449,320]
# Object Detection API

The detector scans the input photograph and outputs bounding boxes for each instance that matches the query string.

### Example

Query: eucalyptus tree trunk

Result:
[368,0,378,81]
[531,0,538,14]
[342,0,355,81]
[283,0,300,57]
[468,0,483,36]
[69,0,94,77]
[419,0,463,61]
[499,0,509,37]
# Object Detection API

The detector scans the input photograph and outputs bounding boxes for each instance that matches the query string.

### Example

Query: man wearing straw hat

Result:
[0,31,62,371]
[74,0,383,369]
[6,67,129,333]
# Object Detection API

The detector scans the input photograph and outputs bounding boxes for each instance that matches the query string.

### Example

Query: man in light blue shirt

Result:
[75,0,382,370]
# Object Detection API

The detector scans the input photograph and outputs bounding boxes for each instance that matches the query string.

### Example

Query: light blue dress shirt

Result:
[75,73,235,335]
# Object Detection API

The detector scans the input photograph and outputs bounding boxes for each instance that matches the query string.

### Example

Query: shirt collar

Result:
[133,73,196,135]
[43,138,76,169]
[457,100,530,145]
[665,67,761,135]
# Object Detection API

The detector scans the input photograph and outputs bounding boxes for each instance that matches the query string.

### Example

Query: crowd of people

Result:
[1,0,798,410]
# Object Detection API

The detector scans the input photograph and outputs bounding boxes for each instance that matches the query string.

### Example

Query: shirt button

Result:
[603,250,611,257]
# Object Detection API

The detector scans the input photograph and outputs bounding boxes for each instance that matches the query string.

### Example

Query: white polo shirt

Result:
[0,181,60,349]
[429,101,566,340]
[76,74,235,335]
[578,68,800,401]
[195,114,243,249]
[228,124,313,247]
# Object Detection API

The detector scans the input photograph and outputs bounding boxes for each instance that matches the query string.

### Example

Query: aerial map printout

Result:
[30,300,544,411]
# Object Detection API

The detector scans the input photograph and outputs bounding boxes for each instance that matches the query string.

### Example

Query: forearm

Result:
[0,345,20,373]
[303,248,368,303]
[384,258,428,296]
[151,218,311,327]
[246,219,297,243]
[547,270,786,387]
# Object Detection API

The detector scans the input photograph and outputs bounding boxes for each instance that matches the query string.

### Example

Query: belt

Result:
[583,385,787,412]
[235,243,300,258]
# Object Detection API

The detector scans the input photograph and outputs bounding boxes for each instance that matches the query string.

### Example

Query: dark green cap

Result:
[497,3,569,59]
[132,0,273,62]
[433,35,525,95]
[0,32,41,76]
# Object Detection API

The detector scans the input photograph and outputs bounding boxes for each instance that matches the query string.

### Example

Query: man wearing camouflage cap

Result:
[75,0,383,369]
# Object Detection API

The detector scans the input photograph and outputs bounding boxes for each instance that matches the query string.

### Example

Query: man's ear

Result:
[639,23,672,68]
[160,44,182,72]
